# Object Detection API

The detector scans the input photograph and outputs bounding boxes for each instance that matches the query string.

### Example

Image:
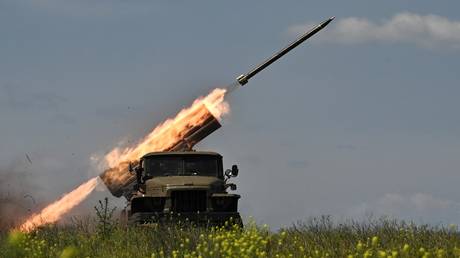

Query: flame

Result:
[104,87,229,168]
[19,177,98,232]
[18,87,229,232]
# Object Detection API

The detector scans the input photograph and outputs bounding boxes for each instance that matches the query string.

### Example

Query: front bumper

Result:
[129,211,242,226]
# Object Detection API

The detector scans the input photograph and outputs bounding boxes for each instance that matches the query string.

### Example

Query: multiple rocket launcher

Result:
[100,17,334,198]
[100,104,222,198]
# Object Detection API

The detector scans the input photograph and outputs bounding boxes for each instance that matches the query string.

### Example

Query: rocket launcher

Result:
[99,104,221,198]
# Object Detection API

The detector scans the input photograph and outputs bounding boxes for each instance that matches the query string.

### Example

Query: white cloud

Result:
[288,13,460,48]
[348,193,460,224]
[410,193,452,211]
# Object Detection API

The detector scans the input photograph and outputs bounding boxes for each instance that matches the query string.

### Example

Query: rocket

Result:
[236,17,334,86]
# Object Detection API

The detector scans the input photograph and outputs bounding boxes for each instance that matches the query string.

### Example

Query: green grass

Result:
[1,216,460,258]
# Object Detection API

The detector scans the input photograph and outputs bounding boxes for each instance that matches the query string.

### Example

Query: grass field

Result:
[1,215,460,258]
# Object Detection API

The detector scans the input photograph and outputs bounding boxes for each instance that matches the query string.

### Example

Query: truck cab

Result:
[127,151,242,226]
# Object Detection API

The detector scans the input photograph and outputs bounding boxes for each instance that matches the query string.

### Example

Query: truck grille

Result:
[171,190,207,213]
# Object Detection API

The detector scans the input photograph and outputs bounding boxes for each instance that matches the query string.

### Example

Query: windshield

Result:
[144,156,219,177]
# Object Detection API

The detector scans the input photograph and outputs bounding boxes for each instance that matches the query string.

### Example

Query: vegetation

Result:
[1,198,460,258]
[1,215,460,258]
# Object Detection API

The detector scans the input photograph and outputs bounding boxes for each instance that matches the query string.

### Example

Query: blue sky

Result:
[1,0,460,227]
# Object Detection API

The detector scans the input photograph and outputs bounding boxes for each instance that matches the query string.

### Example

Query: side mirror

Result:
[128,162,134,173]
[225,165,239,178]
[225,183,237,191]
[231,165,239,177]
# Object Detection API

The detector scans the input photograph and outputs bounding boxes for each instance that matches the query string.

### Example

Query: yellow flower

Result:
[7,230,26,247]
[453,247,460,256]
[402,244,410,253]
[364,250,372,258]
[357,241,364,251]
[60,246,78,258]
[371,236,379,246]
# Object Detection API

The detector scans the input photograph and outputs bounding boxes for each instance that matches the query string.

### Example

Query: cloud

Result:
[348,193,460,224]
[288,13,460,48]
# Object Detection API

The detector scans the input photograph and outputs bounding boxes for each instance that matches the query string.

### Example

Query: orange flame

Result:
[18,88,229,232]
[19,177,98,232]
[104,87,228,168]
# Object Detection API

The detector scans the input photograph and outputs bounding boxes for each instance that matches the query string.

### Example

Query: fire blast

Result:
[18,88,229,232]
[19,177,98,232]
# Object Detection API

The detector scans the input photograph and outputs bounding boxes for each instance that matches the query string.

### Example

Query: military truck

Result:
[100,105,242,226]
[126,151,241,226]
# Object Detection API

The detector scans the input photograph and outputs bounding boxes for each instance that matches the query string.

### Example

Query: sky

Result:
[1,0,460,228]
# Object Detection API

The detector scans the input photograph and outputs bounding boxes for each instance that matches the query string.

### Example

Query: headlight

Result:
[131,197,165,214]
[212,196,238,212]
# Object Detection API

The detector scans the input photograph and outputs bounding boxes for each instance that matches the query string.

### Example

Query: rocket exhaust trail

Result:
[223,81,240,95]
[18,177,99,232]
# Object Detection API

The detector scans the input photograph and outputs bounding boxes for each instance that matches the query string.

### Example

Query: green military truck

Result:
[126,151,242,226]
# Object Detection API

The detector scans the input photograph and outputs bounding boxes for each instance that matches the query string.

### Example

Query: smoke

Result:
[0,155,108,231]
[19,177,99,232]
[224,81,241,95]
[288,13,460,49]
[0,159,39,229]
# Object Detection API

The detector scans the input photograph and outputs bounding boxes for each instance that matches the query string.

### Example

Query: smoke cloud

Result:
[288,13,460,48]
[0,160,39,229]
[0,156,108,231]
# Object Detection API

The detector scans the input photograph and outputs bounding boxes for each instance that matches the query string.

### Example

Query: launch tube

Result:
[99,105,222,198]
